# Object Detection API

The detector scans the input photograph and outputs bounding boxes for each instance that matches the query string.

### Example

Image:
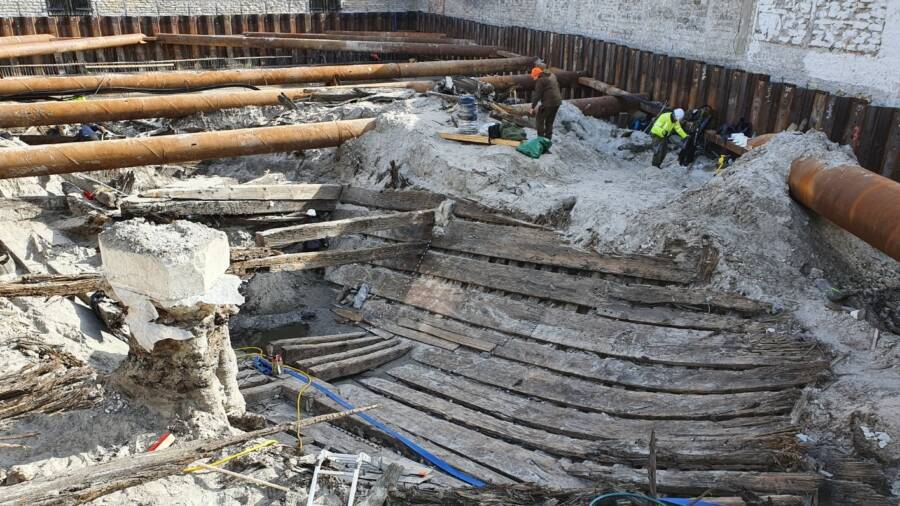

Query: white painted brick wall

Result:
[419,0,900,106]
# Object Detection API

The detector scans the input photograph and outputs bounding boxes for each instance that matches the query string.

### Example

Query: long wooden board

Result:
[279,336,385,363]
[327,264,820,368]
[493,338,824,394]
[439,132,523,147]
[0,273,103,297]
[373,250,758,330]
[371,218,696,283]
[339,186,545,229]
[140,184,343,201]
[385,363,786,443]
[366,319,459,351]
[296,338,400,369]
[121,197,337,217]
[380,249,767,314]
[290,384,514,486]
[256,209,435,248]
[412,348,799,421]
[396,317,495,352]
[307,343,411,381]
[337,383,587,488]
[564,461,821,497]
[233,242,426,273]
[270,331,369,348]
[360,375,783,470]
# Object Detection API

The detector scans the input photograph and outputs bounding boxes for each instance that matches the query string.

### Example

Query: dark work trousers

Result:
[651,134,669,167]
[536,105,560,140]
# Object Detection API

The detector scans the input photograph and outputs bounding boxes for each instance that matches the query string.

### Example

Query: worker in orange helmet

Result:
[529,66,562,140]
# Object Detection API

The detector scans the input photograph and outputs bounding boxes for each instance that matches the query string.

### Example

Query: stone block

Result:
[100,219,232,307]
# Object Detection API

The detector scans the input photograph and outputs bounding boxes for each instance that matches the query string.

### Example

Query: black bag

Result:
[487,123,502,140]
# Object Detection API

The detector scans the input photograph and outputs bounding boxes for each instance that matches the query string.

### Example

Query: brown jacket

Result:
[531,73,562,108]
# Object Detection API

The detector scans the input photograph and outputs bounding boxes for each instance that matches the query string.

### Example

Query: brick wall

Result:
[0,0,417,16]
[419,0,899,107]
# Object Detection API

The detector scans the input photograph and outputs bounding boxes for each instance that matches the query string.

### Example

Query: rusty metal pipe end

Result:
[789,157,900,261]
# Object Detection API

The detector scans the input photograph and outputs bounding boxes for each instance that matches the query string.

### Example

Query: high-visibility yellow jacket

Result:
[650,112,688,139]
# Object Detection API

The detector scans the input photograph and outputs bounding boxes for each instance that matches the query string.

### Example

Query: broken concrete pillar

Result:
[99,219,245,421]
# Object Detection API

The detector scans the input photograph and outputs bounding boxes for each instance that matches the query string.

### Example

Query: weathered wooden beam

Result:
[232,242,426,273]
[385,362,785,450]
[372,249,763,330]
[412,348,798,421]
[339,186,544,229]
[0,273,103,298]
[121,197,337,218]
[270,331,369,348]
[0,406,376,505]
[396,318,495,352]
[279,336,386,363]
[367,320,459,351]
[564,461,821,497]
[365,217,695,283]
[327,264,818,368]
[296,338,401,369]
[256,209,435,248]
[308,342,412,381]
[141,184,343,201]
[337,383,586,488]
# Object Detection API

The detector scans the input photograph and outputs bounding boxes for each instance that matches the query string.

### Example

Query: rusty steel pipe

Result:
[326,30,447,39]
[0,118,375,179]
[479,71,581,91]
[0,33,145,60]
[243,31,471,45]
[789,158,900,261]
[0,34,55,46]
[570,96,631,118]
[0,57,532,97]
[0,88,320,128]
[155,33,497,58]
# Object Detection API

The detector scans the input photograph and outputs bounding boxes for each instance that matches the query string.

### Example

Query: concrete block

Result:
[100,219,232,307]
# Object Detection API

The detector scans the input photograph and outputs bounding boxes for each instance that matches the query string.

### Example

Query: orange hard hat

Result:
[530,67,543,79]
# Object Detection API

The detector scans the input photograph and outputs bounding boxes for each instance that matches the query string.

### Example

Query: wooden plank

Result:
[725,70,744,125]
[749,79,767,134]
[141,184,342,201]
[233,242,425,273]
[411,348,797,422]
[373,249,767,330]
[270,331,369,348]
[842,99,868,152]
[808,92,829,131]
[363,299,510,347]
[0,273,103,297]
[494,338,823,394]
[439,132,522,147]
[309,342,411,381]
[120,198,336,217]
[359,376,594,459]
[565,462,821,497]
[256,209,435,248]
[337,383,587,488]
[338,186,543,229]
[279,335,385,362]
[384,363,787,452]
[373,218,695,284]
[297,338,401,369]
[396,317,495,352]
[327,264,819,369]
[668,58,684,106]
[296,384,514,486]
[367,319,460,351]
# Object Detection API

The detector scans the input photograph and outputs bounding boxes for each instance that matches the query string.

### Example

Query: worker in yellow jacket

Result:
[650,108,688,167]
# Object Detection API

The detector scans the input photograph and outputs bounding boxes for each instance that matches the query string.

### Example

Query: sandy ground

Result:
[0,95,897,500]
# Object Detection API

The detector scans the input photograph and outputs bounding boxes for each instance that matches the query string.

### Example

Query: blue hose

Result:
[252,356,487,488]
